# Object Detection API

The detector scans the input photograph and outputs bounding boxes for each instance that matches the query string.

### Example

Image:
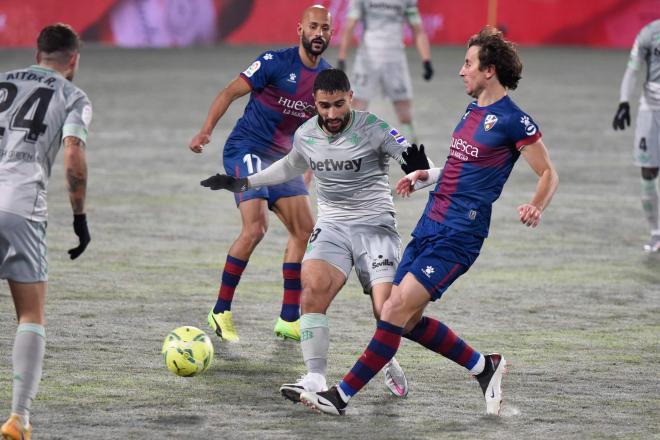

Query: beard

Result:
[301,32,329,57]
[319,110,351,134]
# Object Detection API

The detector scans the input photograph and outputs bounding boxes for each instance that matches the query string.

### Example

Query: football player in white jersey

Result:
[0,23,92,439]
[613,19,660,252]
[200,69,431,404]
[337,0,433,143]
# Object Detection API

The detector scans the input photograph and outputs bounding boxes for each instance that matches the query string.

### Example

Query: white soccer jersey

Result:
[289,110,410,221]
[0,65,92,222]
[625,19,660,110]
[348,0,421,54]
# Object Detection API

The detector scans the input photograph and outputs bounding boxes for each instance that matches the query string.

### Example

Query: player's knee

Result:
[242,222,268,244]
[300,278,333,313]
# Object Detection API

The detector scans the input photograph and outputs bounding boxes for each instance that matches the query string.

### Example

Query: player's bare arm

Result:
[63,135,91,259]
[63,136,87,215]
[519,139,558,227]
[337,17,358,71]
[395,167,442,197]
[188,76,251,153]
[411,22,433,81]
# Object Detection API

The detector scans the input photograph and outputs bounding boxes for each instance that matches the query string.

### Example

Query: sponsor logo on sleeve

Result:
[242,60,261,78]
[520,115,537,136]
[263,53,273,60]
[288,73,297,83]
[389,128,406,144]
[422,266,435,278]
[484,114,497,131]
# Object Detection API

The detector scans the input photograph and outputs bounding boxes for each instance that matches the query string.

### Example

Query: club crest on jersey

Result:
[484,114,498,131]
[243,60,261,78]
[389,128,406,144]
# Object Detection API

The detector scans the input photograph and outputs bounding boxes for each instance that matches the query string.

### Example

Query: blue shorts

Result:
[393,215,484,301]
[223,146,308,210]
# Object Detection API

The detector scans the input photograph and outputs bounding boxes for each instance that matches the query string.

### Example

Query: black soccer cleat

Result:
[300,385,348,416]
[475,353,507,415]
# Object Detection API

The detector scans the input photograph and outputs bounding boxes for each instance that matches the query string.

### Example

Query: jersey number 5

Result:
[0,82,54,143]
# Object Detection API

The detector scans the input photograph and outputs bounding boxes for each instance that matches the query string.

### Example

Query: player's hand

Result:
[517,203,542,227]
[68,213,90,260]
[612,102,630,131]
[200,174,249,192]
[337,59,346,72]
[396,170,430,197]
[189,132,211,153]
[422,60,434,81]
[401,143,430,174]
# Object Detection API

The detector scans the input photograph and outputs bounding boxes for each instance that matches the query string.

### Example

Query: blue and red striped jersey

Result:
[423,95,542,237]
[225,47,331,161]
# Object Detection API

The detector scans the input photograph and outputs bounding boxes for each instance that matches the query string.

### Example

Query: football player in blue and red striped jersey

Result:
[188,6,333,343]
[300,26,558,417]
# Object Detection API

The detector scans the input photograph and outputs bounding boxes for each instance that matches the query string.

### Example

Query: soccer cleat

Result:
[643,235,660,252]
[475,353,507,415]
[207,309,239,342]
[383,357,408,397]
[273,317,300,341]
[300,386,347,416]
[1,415,31,440]
[280,372,328,403]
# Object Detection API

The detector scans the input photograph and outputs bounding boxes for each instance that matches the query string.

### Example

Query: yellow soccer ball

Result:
[162,326,214,377]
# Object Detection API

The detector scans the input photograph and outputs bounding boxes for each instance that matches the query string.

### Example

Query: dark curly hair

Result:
[37,23,80,64]
[468,26,522,90]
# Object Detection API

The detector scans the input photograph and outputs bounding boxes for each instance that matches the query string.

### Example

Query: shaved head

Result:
[298,4,332,59]
[301,5,332,25]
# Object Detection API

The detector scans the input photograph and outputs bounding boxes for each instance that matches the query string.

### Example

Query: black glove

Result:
[401,143,430,174]
[337,59,346,72]
[422,60,434,81]
[200,174,249,192]
[612,102,630,130]
[68,213,90,260]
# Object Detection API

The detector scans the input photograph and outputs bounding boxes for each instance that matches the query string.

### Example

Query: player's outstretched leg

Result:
[640,175,660,252]
[274,262,302,341]
[475,353,507,415]
[208,255,246,342]
[280,372,327,403]
[301,320,404,415]
[383,357,408,398]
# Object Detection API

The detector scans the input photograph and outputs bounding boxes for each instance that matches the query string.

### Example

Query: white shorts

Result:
[0,210,47,283]
[351,49,413,102]
[633,109,660,168]
[303,212,401,293]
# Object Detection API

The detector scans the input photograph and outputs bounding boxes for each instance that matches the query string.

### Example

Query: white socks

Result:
[12,323,45,427]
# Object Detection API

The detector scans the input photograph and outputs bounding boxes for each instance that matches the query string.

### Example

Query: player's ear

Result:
[297,22,303,37]
[35,50,41,64]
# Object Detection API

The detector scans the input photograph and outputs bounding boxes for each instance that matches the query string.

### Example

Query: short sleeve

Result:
[405,1,421,25]
[508,110,542,151]
[239,51,281,91]
[62,92,92,144]
[370,115,410,163]
[627,27,650,72]
[347,0,362,20]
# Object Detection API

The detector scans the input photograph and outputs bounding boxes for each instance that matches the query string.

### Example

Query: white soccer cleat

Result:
[280,372,328,403]
[300,386,347,416]
[383,357,409,397]
[643,235,660,252]
[475,353,507,415]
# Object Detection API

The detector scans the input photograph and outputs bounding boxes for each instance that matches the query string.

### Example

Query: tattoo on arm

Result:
[64,136,88,214]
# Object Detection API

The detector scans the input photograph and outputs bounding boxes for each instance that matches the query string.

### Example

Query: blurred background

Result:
[1,0,658,49]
